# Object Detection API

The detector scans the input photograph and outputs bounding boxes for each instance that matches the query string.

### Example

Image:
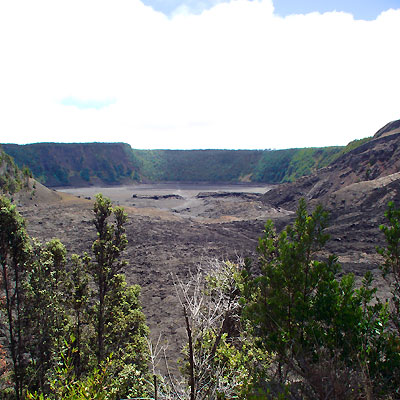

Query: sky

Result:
[0,0,399,150]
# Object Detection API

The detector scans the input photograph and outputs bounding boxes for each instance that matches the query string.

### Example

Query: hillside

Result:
[262,124,400,211]
[0,145,31,194]
[3,142,140,187]
[3,143,342,187]
[374,119,400,139]
[262,118,400,277]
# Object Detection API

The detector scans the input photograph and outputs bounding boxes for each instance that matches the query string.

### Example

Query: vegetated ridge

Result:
[0,145,32,194]
[3,142,343,187]
[2,142,140,187]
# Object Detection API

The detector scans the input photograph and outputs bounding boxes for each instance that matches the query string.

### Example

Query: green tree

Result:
[26,337,115,400]
[0,196,29,400]
[378,201,400,332]
[89,193,129,363]
[103,274,150,399]
[23,239,68,394]
[174,260,261,399]
[0,194,150,399]
[242,199,397,399]
[86,194,150,398]
[0,273,11,396]
[66,254,91,378]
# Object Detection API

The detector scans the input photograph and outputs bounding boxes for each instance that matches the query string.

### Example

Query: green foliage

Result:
[253,147,342,183]
[23,239,69,393]
[0,148,32,194]
[176,261,265,399]
[378,201,400,339]
[378,201,400,277]
[134,148,344,184]
[0,194,150,400]
[331,136,372,160]
[26,338,116,400]
[3,143,140,187]
[79,168,90,182]
[66,254,92,378]
[242,199,399,399]
[3,191,400,399]
[85,194,150,398]
[0,196,30,400]
[283,147,341,182]
[4,143,344,186]
[131,149,263,182]
[0,138,375,187]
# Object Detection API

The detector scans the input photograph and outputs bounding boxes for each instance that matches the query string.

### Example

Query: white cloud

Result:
[0,0,399,149]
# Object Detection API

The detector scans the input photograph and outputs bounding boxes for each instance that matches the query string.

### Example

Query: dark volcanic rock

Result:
[196,191,261,200]
[262,121,400,285]
[133,194,184,200]
[263,131,400,212]
[17,194,286,374]
[374,119,400,139]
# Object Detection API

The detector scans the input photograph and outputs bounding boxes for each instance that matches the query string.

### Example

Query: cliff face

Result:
[3,120,399,190]
[3,142,139,187]
[3,143,343,187]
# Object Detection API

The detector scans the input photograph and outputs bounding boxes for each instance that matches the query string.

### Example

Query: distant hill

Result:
[2,143,343,187]
[3,142,140,187]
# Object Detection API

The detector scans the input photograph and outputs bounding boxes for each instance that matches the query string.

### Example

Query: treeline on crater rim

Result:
[1,196,400,399]
[2,142,352,187]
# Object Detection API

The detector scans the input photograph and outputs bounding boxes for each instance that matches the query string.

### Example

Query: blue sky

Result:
[142,0,400,19]
[61,97,117,110]
[0,0,399,149]
[274,0,400,20]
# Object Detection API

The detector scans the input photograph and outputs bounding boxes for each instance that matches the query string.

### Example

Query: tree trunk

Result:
[184,307,195,400]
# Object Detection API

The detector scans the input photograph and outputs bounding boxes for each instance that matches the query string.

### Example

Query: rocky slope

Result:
[263,124,400,211]
[374,119,400,139]
[262,119,400,278]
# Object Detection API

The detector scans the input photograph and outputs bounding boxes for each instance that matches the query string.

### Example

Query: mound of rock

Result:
[196,191,261,200]
[132,194,183,200]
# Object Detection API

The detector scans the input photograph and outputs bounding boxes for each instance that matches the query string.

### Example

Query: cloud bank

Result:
[0,0,399,149]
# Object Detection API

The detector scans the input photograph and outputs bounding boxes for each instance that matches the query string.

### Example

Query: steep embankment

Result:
[262,124,400,211]
[3,143,342,187]
[262,119,400,277]
[0,145,31,194]
[374,119,400,139]
[133,147,342,183]
[3,142,140,187]
[0,145,63,205]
